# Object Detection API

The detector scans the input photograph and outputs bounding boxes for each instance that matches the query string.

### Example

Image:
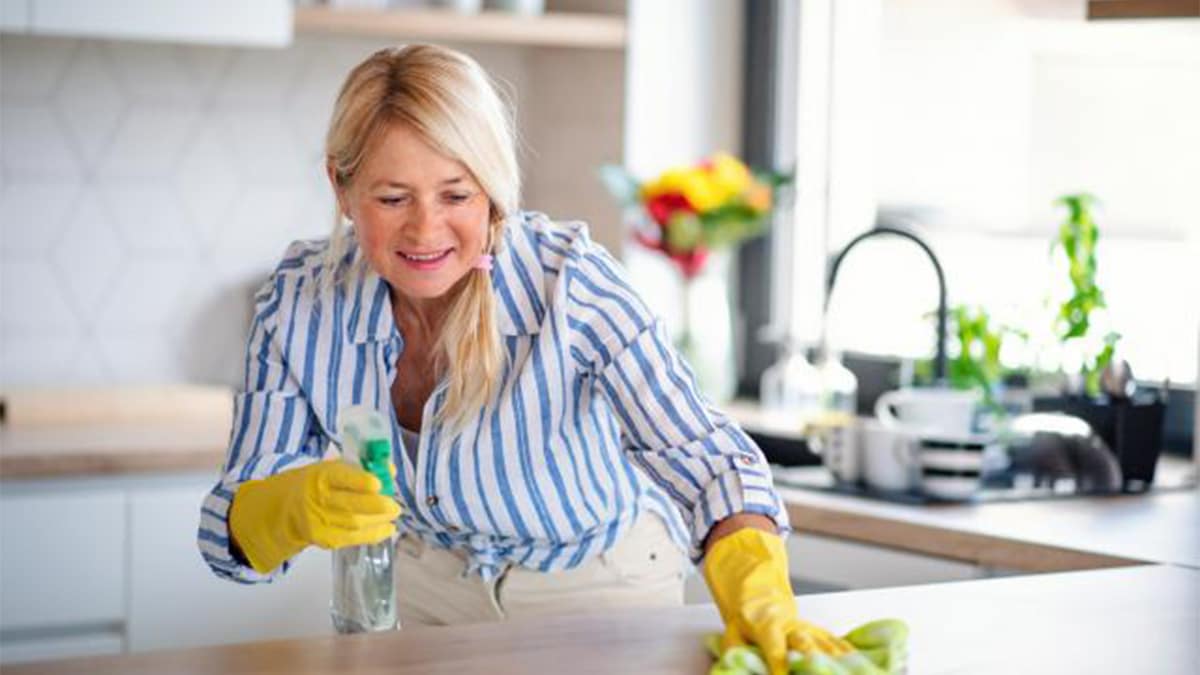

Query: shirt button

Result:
[739,455,756,465]
[447,524,460,533]
[426,495,439,507]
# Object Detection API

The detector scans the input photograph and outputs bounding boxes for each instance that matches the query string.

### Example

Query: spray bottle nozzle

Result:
[360,439,395,497]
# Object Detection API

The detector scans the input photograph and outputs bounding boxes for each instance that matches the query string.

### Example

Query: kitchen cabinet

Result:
[127,479,332,652]
[0,487,126,663]
[0,0,292,46]
[0,472,333,665]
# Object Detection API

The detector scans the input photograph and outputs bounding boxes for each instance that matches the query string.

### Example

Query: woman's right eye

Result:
[378,196,409,207]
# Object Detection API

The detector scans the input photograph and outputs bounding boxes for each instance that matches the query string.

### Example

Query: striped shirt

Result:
[198,211,788,584]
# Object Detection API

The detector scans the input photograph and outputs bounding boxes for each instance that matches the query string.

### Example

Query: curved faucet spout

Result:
[824,225,948,384]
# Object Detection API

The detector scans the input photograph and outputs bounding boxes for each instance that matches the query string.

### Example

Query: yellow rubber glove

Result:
[704,528,855,675]
[228,459,401,574]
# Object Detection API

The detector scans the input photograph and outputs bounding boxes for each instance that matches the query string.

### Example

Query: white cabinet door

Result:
[0,0,31,30]
[0,489,126,632]
[0,631,123,665]
[30,0,292,46]
[127,479,334,653]
[788,534,982,591]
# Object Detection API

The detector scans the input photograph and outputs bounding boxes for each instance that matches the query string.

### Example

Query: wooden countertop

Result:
[3,400,1196,575]
[780,480,1200,572]
[0,423,228,478]
[7,564,1197,674]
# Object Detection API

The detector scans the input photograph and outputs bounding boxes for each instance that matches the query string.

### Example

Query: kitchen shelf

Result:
[294,6,626,49]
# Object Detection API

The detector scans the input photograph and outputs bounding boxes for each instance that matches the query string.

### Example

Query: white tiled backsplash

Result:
[0,34,523,388]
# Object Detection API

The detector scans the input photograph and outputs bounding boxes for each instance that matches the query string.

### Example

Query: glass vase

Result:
[676,251,737,403]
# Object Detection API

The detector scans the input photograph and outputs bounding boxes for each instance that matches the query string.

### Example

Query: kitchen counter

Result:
[7,564,1196,674]
[0,423,228,478]
[777,475,1200,572]
[4,421,1197,575]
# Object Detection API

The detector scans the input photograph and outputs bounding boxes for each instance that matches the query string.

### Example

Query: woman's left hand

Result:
[703,527,855,675]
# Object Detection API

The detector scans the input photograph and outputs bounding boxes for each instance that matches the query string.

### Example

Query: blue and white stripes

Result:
[198,211,788,584]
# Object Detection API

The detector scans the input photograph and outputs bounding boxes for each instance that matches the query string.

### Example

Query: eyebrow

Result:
[371,176,467,190]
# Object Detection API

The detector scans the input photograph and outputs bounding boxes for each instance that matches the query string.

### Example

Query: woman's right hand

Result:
[229,459,402,574]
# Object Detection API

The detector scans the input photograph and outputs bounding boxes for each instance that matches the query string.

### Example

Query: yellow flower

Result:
[707,152,751,203]
[642,166,723,213]
[744,182,772,213]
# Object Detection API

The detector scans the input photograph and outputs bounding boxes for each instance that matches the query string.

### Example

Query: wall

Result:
[0,33,598,388]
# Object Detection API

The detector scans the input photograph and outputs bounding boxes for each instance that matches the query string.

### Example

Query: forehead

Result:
[358,123,471,187]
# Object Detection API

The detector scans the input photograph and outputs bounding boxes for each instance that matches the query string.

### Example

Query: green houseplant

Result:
[915,304,1026,413]
[1051,193,1120,397]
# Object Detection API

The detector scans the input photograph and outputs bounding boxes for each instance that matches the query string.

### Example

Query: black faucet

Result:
[823,225,948,384]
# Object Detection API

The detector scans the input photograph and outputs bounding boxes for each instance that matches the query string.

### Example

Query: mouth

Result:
[397,248,454,262]
[396,247,454,270]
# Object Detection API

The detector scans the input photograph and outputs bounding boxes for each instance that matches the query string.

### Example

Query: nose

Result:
[406,197,440,238]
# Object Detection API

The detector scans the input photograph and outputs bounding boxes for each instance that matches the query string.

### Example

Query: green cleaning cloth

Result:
[705,619,909,675]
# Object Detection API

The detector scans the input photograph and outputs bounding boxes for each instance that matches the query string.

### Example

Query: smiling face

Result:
[332,123,491,303]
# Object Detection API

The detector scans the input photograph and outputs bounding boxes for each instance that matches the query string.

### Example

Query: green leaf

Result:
[597,164,641,206]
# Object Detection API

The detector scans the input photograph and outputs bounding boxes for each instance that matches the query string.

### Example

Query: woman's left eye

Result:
[444,193,471,204]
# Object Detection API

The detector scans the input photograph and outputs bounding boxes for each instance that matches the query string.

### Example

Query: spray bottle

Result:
[331,405,398,633]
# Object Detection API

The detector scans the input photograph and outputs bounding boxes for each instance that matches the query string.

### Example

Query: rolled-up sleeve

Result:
[567,242,789,562]
[197,268,325,584]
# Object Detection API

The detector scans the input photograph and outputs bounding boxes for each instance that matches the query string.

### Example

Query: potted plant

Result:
[1033,193,1166,490]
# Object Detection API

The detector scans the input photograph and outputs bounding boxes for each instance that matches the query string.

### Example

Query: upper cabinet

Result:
[0,0,293,46]
[1088,0,1200,19]
[294,4,625,49]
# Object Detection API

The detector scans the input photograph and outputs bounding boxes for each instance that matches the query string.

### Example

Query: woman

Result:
[197,44,852,674]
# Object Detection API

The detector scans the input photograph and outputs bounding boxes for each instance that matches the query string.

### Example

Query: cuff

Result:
[198,480,291,585]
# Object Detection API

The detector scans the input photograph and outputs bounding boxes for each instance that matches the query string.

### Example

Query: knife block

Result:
[1033,393,1167,492]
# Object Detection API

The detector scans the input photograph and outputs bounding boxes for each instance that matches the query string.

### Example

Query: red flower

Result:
[645,192,695,228]
[670,247,709,279]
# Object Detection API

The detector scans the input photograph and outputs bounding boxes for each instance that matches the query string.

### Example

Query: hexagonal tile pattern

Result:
[103,41,201,106]
[0,180,81,258]
[1,103,83,179]
[215,46,309,108]
[0,260,78,332]
[0,36,396,388]
[0,334,80,386]
[175,43,236,103]
[217,184,314,261]
[49,189,127,324]
[94,259,195,332]
[100,181,198,254]
[94,331,189,384]
[65,343,114,385]
[175,117,242,250]
[96,107,199,179]
[218,108,308,185]
[0,34,77,101]
[54,42,127,171]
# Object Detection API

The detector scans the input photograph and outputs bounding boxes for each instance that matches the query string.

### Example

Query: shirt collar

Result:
[345,220,541,344]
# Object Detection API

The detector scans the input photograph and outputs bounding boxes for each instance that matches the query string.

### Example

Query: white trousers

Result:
[394,511,687,626]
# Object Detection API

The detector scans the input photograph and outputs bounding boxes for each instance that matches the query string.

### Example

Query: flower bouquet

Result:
[601,154,789,400]
[600,152,786,279]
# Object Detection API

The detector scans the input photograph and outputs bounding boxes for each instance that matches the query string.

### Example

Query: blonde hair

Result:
[324,44,520,428]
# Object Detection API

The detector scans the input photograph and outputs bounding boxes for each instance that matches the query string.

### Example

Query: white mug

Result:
[807,415,860,485]
[875,387,979,438]
[859,420,921,492]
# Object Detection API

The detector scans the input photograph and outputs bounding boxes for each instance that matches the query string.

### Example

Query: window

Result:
[785,0,1200,386]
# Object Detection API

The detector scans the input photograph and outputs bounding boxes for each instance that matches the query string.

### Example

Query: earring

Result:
[340,214,353,228]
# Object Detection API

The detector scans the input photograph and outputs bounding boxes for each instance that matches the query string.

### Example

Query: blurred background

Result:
[0,0,1197,666]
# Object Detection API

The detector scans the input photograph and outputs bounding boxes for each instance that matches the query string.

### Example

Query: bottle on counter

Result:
[331,406,399,634]
[807,347,860,485]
